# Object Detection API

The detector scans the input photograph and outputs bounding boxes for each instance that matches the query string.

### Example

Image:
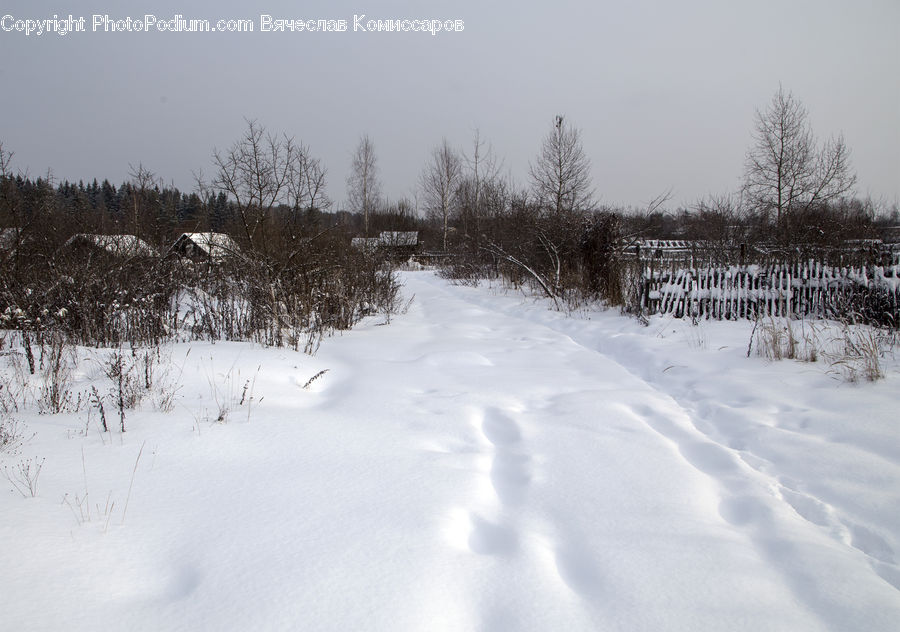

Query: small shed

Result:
[379,231,419,260]
[171,232,239,263]
[379,231,418,249]
[630,239,711,261]
[351,237,381,252]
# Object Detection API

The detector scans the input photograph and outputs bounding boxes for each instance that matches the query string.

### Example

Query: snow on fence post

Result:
[637,257,898,324]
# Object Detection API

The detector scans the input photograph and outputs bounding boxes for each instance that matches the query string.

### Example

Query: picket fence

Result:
[640,261,900,323]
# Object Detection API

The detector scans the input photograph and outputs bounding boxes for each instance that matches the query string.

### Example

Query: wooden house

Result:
[171,232,239,263]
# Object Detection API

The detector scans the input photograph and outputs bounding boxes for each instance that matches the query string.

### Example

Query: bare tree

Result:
[288,149,330,213]
[420,139,462,252]
[0,141,12,178]
[529,115,594,217]
[212,119,298,249]
[458,129,502,237]
[125,163,161,239]
[346,135,381,237]
[0,142,20,268]
[743,86,856,225]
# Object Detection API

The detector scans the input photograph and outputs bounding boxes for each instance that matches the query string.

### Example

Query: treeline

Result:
[404,96,895,310]
[2,86,898,340]
[0,172,354,255]
[0,145,399,351]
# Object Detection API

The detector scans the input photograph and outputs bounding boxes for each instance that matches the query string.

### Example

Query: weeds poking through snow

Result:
[754,317,797,361]
[153,346,187,413]
[2,456,44,497]
[205,358,234,423]
[684,321,707,351]
[104,351,138,432]
[0,416,31,455]
[240,366,261,423]
[752,317,819,362]
[121,442,145,525]
[22,331,35,376]
[750,315,891,383]
[89,386,108,433]
[62,442,145,529]
[0,380,19,416]
[62,490,117,532]
[826,325,886,382]
[62,493,91,525]
[302,369,329,390]
[37,332,75,414]
[197,358,261,425]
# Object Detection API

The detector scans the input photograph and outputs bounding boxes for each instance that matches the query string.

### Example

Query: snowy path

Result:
[2,271,899,630]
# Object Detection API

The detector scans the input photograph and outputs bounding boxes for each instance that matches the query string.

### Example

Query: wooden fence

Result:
[640,261,900,325]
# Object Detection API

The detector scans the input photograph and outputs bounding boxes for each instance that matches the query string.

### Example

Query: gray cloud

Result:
[1,0,897,209]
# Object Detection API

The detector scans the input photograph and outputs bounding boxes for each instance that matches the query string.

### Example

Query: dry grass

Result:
[752,315,891,382]
[825,325,887,383]
[752,317,818,362]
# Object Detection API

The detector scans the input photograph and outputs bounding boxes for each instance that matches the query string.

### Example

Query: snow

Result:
[64,233,159,257]
[1,271,899,630]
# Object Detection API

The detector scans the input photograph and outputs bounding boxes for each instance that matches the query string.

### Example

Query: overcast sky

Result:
[1,0,898,212]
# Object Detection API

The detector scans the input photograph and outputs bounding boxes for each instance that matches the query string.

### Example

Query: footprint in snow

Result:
[779,488,831,527]
[849,523,896,565]
[490,452,532,506]
[482,408,521,446]
[468,514,517,556]
[678,440,740,477]
[718,495,772,526]
[555,544,604,597]
[419,350,493,368]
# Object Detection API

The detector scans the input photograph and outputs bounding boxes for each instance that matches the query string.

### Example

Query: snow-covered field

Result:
[2,271,899,631]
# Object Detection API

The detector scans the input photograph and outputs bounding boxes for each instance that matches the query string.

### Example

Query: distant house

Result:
[381,231,419,260]
[352,231,419,258]
[171,232,239,263]
[379,231,418,249]
[350,237,381,252]
[64,233,158,258]
[632,239,707,258]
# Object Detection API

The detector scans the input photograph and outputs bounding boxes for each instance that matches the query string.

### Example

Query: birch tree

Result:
[743,86,856,224]
[529,115,593,217]
[420,139,462,252]
[458,129,501,237]
[346,135,381,237]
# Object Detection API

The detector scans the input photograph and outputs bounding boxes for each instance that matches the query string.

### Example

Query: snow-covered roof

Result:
[351,237,381,251]
[379,231,418,247]
[635,239,705,251]
[174,232,239,262]
[65,233,159,257]
[352,232,419,251]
